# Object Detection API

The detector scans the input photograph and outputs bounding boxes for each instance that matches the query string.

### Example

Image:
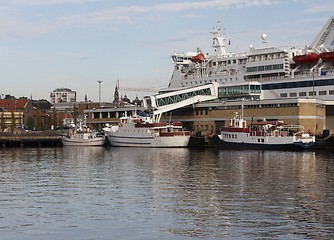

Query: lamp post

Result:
[97,80,103,105]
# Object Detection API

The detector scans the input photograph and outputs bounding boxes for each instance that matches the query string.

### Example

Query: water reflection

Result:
[0,148,333,239]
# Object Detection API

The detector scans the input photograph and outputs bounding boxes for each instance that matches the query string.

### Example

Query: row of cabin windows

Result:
[263,79,334,90]
[280,90,334,98]
[248,53,286,62]
[222,133,237,139]
[218,102,298,110]
[182,78,236,87]
[247,64,284,73]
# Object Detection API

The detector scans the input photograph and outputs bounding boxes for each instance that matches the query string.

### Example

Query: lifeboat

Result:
[293,53,319,64]
[191,53,205,63]
[319,52,334,62]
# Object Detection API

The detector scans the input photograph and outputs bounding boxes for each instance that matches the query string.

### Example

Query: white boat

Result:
[104,112,191,148]
[165,16,334,101]
[62,122,105,146]
[219,113,315,150]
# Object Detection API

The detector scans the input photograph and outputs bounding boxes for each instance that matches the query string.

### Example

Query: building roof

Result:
[0,98,29,111]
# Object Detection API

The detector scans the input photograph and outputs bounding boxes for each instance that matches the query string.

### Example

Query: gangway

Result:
[143,83,219,122]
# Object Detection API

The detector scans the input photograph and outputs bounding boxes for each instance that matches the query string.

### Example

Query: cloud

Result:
[5,0,100,6]
[0,0,280,39]
[0,16,49,39]
[61,0,279,26]
[304,3,334,13]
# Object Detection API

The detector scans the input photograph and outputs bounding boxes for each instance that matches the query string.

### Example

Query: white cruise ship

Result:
[166,16,334,101]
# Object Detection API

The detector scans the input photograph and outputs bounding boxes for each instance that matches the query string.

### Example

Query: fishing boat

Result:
[104,111,191,147]
[62,122,105,146]
[218,112,315,150]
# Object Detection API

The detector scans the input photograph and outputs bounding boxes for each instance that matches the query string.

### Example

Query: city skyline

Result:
[0,0,333,102]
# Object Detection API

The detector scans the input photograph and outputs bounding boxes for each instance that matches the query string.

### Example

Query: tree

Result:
[27,116,34,130]
[35,105,42,131]
[0,112,5,132]
[73,103,78,126]
[52,107,57,129]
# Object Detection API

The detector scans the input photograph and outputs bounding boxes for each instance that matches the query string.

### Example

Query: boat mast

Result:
[241,98,244,120]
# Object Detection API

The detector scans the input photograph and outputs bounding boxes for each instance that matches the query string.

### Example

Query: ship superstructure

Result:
[167,17,334,101]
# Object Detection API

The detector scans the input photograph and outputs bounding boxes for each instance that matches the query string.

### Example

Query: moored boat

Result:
[104,111,191,148]
[62,122,105,146]
[218,113,315,150]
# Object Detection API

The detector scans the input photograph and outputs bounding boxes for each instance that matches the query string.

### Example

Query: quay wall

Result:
[0,132,62,147]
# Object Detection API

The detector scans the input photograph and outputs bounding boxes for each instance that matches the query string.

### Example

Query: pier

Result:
[0,132,62,147]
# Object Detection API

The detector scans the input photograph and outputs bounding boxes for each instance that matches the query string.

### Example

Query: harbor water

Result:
[0,147,333,239]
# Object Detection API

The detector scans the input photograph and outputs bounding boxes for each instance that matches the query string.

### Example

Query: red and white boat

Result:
[219,113,315,150]
[104,112,191,147]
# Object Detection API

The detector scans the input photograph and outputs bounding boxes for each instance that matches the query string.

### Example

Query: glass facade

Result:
[218,83,261,98]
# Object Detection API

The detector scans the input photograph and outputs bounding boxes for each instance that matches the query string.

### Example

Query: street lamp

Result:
[97,80,103,105]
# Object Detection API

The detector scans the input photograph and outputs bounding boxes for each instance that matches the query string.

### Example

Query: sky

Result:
[0,0,334,103]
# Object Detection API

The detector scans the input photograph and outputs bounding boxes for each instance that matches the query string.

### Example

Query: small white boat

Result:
[219,112,315,150]
[62,121,105,146]
[104,111,191,148]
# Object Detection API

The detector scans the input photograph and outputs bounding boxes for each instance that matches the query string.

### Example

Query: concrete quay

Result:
[0,131,62,147]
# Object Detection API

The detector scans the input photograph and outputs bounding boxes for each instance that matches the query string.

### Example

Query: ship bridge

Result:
[143,83,219,122]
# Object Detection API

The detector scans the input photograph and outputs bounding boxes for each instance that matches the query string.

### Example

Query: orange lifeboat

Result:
[191,53,205,63]
[319,52,334,62]
[293,53,319,64]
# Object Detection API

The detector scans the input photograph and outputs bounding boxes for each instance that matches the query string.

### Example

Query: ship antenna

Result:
[211,21,227,55]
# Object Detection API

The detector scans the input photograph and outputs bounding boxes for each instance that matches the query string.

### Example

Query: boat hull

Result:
[218,140,314,150]
[219,132,315,150]
[106,134,191,148]
[61,137,105,146]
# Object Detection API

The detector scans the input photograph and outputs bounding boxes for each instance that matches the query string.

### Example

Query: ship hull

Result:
[107,134,190,148]
[62,137,105,146]
[219,132,315,150]
[218,140,314,150]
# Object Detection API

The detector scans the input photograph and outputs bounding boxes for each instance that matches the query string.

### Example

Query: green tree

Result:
[73,103,78,126]
[1,112,5,132]
[27,116,34,130]
[36,106,42,131]
[52,107,57,129]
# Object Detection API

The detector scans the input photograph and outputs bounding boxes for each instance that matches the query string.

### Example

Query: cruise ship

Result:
[166,16,334,101]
